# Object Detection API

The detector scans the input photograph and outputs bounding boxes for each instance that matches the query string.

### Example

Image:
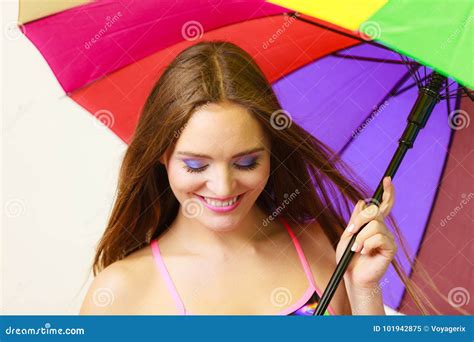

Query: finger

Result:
[380,176,395,218]
[341,200,366,238]
[343,202,380,237]
[358,233,398,257]
[350,221,394,252]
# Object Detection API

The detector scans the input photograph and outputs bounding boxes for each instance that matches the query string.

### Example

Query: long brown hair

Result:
[92,41,462,315]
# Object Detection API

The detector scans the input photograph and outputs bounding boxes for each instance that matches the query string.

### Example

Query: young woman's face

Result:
[163,101,271,232]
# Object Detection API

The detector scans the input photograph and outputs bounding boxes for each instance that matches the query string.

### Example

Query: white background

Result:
[2,0,126,314]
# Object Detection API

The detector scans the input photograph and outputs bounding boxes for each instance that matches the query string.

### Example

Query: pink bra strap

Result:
[278,216,318,290]
[150,240,186,314]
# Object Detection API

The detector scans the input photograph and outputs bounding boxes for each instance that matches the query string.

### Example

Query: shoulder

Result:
[79,246,153,315]
[287,218,336,262]
[293,219,353,315]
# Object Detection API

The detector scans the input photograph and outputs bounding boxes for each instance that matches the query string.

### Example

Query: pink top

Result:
[150,216,336,315]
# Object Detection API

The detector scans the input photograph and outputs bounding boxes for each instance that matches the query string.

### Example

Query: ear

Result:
[159,154,167,167]
[159,149,170,167]
[159,143,177,168]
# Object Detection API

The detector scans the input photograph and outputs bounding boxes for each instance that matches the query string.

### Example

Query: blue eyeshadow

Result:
[235,156,257,166]
[183,159,205,169]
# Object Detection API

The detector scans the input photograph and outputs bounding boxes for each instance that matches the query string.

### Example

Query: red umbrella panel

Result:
[71,15,359,143]
[399,96,473,315]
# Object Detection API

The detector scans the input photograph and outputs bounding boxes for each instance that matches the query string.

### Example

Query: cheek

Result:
[238,160,271,197]
[246,164,270,188]
[166,161,204,196]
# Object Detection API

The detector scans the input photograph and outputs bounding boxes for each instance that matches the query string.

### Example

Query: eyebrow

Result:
[177,147,265,159]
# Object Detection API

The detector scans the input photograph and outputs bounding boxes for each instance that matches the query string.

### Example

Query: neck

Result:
[169,205,281,257]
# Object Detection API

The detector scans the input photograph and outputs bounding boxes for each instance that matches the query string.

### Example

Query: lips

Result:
[194,192,244,212]
[194,193,243,202]
[199,194,241,201]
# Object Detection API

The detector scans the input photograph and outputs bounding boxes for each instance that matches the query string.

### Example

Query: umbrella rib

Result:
[439,81,468,100]
[399,54,421,88]
[444,87,473,100]
[461,87,474,101]
[414,63,423,86]
[331,53,411,65]
[445,82,453,115]
[439,79,457,93]
[393,72,430,97]
[338,70,413,156]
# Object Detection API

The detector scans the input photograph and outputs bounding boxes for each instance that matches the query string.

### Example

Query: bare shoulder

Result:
[79,245,154,315]
[295,219,352,315]
[284,218,334,262]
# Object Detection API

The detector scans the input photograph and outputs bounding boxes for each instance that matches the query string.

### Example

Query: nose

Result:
[207,164,235,197]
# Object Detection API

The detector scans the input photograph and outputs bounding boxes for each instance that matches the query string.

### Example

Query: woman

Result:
[80,41,400,315]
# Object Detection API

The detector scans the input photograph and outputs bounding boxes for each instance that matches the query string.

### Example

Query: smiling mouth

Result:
[194,193,244,208]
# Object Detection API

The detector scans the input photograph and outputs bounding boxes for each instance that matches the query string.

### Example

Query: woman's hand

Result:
[336,176,398,290]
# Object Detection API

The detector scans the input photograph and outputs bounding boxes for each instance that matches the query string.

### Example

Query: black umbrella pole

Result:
[313,72,446,315]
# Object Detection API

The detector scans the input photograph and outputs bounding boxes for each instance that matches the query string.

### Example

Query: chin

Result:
[201,215,242,232]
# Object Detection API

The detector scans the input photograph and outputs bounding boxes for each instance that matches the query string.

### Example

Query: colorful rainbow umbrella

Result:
[269,0,473,89]
[267,0,473,315]
[18,0,473,314]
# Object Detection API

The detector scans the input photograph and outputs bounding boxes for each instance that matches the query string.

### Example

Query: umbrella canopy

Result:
[18,0,473,314]
[269,0,474,89]
[398,96,473,314]
[269,0,473,315]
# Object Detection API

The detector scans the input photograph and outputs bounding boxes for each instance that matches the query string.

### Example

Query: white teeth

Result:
[203,195,239,207]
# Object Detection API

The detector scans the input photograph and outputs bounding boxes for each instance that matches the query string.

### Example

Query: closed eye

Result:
[184,161,259,173]
[233,161,259,170]
[183,165,208,173]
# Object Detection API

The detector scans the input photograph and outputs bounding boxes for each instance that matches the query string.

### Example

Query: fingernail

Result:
[346,223,355,233]
[351,242,358,252]
[360,247,366,255]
